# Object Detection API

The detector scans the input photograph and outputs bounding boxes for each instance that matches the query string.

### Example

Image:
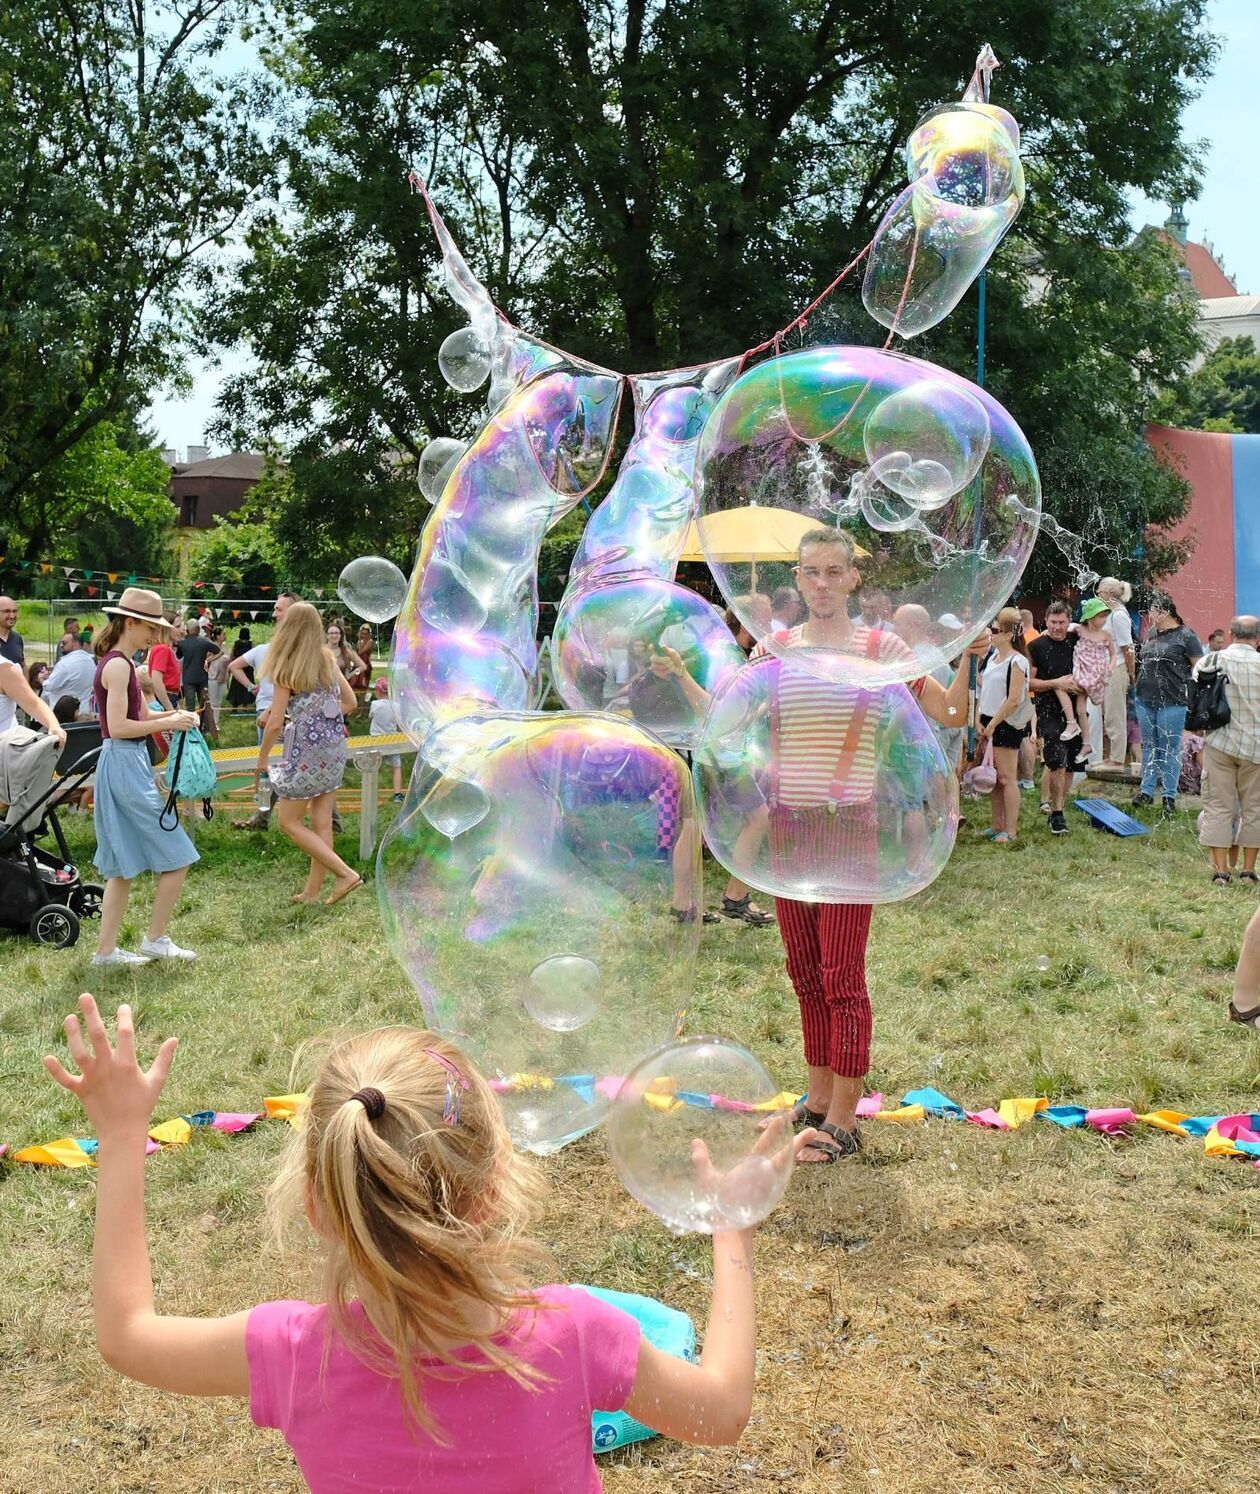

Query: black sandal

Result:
[818,1121,863,1157]
[787,1098,827,1130]
[721,894,774,926]
[1229,1001,1260,1030]
[1241,872,1259,884]
[1212,872,1233,885]
[796,1134,844,1164]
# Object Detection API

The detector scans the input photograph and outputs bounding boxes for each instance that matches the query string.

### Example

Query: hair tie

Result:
[351,1086,386,1121]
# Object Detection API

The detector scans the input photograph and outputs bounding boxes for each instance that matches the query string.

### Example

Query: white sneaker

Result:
[1060,723,1081,741]
[139,935,197,963]
[91,948,151,968]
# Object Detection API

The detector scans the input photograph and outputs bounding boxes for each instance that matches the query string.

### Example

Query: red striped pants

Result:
[770,803,875,1079]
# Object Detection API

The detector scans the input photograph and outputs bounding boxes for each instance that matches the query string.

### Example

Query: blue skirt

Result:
[93,739,200,881]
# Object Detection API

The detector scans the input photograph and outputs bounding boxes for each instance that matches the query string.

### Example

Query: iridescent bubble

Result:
[420,775,490,839]
[439,326,494,393]
[336,555,408,624]
[377,714,701,1153]
[1034,954,1051,972]
[692,654,959,903]
[607,1037,795,1235]
[552,577,746,749]
[864,381,991,508]
[418,437,469,502]
[419,556,490,637]
[694,346,1040,685]
[524,955,601,1032]
[863,103,1024,338]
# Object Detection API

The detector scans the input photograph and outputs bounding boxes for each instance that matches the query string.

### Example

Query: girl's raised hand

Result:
[44,994,178,1136]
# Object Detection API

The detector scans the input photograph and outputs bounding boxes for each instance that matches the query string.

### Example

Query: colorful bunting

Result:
[7,1083,1260,1176]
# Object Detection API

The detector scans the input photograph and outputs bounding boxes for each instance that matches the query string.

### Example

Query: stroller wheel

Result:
[76,882,105,920]
[31,904,80,949]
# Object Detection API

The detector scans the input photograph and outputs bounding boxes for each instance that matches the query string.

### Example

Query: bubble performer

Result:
[384,44,1036,1167]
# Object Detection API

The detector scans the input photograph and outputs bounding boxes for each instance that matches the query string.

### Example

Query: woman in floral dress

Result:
[253,602,362,905]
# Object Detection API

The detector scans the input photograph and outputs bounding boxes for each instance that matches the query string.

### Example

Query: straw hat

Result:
[101,587,171,626]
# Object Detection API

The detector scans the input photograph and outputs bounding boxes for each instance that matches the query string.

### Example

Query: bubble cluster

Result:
[336,555,408,624]
[694,346,1039,685]
[692,654,959,903]
[378,714,702,1152]
[551,369,746,748]
[607,1037,796,1234]
[417,437,469,503]
[863,101,1025,338]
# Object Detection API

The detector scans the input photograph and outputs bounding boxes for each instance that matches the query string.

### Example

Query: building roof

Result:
[169,452,268,481]
[1199,295,1260,321]
[1180,240,1238,299]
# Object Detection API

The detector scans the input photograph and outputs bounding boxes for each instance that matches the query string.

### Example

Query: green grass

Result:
[3,793,1260,1490]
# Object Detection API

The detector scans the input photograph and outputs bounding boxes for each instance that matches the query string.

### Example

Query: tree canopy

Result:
[206,1,1214,593]
[0,0,272,548]
[1156,336,1260,436]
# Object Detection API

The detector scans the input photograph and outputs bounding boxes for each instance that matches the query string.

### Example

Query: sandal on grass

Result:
[1229,1001,1260,1031]
[818,1120,863,1158]
[1241,871,1259,884]
[787,1098,827,1130]
[796,1134,845,1165]
[1212,872,1232,886]
[671,905,721,925]
[721,894,774,926]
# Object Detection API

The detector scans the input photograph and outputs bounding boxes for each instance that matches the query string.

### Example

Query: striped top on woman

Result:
[751,625,925,809]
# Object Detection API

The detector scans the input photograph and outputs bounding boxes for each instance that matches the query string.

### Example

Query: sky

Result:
[147,0,1258,454]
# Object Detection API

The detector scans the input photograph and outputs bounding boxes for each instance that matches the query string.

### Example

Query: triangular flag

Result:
[231,609,240,619]
[127,573,138,584]
[87,585,98,597]
[313,588,324,598]
[83,569,94,579]
[68,581,79,593]
[214,582,225,594]
[63,566,73,577]
[39,562,52,574]
[107,572,119,583]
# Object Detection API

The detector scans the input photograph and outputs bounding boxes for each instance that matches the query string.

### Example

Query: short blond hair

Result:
[268,1027,549,1440]
[797,527,857,566]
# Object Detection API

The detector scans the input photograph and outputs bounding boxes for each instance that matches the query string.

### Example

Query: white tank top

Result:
[0,658,19,736]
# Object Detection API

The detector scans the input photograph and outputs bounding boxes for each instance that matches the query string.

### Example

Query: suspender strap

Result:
[769,625,880,810]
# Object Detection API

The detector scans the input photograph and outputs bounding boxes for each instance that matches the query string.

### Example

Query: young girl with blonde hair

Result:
[43,996,813,1489]
[253,601,361,905]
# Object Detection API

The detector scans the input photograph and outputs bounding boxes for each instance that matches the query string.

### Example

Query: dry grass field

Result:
[3,794,1260,1492]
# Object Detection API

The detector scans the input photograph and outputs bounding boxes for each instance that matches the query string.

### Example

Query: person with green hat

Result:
[1049,597,1117,761]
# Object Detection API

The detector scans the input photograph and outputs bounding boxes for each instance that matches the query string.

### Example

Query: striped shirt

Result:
[1204,643,1260,763]
[752,625,924,807]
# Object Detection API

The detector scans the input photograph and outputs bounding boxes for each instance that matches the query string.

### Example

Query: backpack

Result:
[160,727,217,829]
[1186,652,1231,734]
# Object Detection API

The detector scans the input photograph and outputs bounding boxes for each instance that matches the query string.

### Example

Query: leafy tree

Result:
[0,416,176,572]
[212,0,1216,588]
[1155,336,1260,435]
[186,512,282,594]
[0,0,273,533]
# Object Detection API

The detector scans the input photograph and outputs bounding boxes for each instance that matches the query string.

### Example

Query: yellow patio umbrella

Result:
[678,507,869,587]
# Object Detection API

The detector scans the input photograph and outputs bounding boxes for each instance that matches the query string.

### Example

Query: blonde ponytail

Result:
[269,1028,550,1440]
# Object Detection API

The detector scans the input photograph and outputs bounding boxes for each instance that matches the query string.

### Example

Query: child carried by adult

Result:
[1053,598,1116,757]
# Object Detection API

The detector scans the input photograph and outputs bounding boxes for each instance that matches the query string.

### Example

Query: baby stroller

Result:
[0,731,104,949]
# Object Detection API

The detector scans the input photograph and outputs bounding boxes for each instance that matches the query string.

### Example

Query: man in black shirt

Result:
[0,595,23,666]
[1027,600,1085,835]
[175,617,221,709]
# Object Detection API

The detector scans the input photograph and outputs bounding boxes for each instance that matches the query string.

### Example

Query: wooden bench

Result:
[199,733,418,861]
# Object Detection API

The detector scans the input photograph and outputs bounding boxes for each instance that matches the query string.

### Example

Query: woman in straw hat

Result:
[90,589,202,968]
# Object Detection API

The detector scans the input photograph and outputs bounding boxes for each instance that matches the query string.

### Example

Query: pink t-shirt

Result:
[247,1284,641,1493]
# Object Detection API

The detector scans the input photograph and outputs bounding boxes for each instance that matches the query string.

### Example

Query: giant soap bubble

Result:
[608,1037,796,1234]
[863,101,1025,338]
[378,712,703,1153]
[692,654,958,903]
[551,367,746,748]
[693,345,1039,685]
[336,555,409,624]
